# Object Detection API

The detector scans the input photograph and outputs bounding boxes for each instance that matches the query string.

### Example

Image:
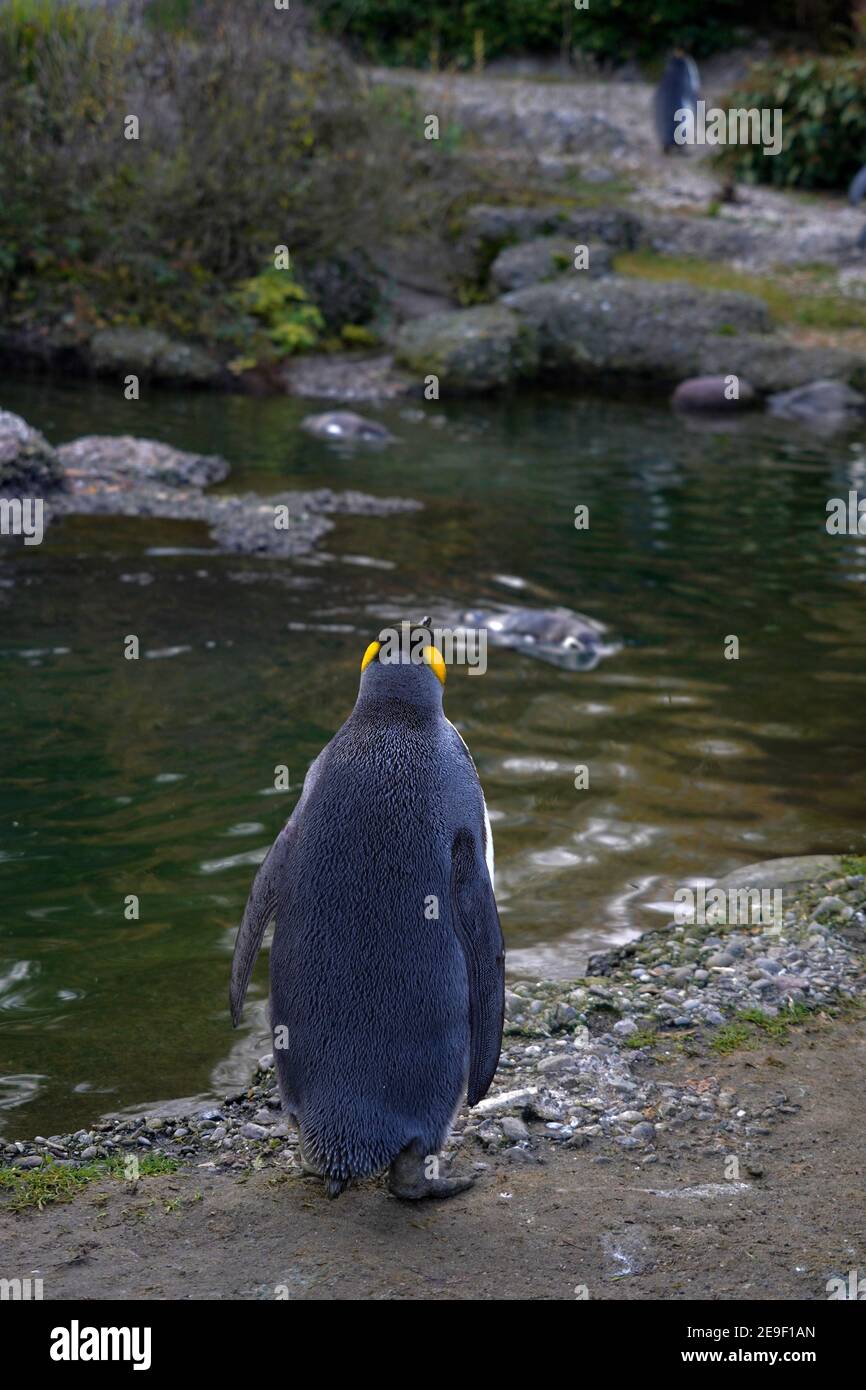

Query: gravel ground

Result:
[4,855,862,1183]
[2,856,864,1302]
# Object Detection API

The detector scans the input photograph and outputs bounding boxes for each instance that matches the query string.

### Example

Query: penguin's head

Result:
[356,618,446,716]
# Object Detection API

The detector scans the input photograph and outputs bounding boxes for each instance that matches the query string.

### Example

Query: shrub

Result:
[718,53,866,189]
[234,267,325,358]
[314,0,853,67]
[0,1,395,343]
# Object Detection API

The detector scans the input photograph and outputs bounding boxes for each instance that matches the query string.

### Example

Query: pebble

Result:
[500,1116,530,1142]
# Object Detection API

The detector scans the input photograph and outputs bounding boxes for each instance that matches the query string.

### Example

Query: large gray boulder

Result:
[395,304,538,393]
[0,409,63,493]
[641,213,765,265]
[490,237,612,293]
[88,328,222,386]
[502,278,771,382]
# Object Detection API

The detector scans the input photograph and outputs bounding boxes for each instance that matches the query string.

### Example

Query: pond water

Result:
[2,374,865,1139]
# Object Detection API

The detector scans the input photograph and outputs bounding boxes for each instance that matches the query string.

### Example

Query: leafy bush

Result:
[315,0,852,67]
[719,53,866,189]
[234,267,325,358]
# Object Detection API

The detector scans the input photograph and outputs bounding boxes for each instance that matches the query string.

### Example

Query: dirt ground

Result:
[4,1014,864,1301]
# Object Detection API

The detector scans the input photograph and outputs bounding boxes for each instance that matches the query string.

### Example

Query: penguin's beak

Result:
[360,640,381,673]
[423,645,446,685]
[358,635,446,685]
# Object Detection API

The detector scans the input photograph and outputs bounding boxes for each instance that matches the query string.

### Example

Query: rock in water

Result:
[0,409,64,494]
[280,354,411,401]
[56,436,229,489]
[301,411,395,444]
[395,305,539,394]
[767,379,866,427]
[88,327,222,386]
[460,606,618,671]
[501,279,770,382]
[672,376,756,412]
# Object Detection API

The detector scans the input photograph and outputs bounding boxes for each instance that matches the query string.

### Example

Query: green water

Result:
[2,375,865,1140]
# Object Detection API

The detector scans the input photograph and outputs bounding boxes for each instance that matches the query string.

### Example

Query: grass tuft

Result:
[710,1003,814,1054]
[615,250,866,333]
[0,1153,180,1212]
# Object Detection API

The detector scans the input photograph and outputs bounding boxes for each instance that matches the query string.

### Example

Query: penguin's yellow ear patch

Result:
[424,644,446,685]
[360,640,381,673]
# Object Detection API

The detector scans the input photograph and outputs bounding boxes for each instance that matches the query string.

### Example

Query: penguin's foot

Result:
[297,1134,324,1179]
[388,1144,476,1202]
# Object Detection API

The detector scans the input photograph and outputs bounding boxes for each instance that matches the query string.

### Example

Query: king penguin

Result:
[654,50,700,154]
[229,620,505,1200]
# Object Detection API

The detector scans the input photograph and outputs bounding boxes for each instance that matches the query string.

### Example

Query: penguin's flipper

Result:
[229,822,295,1027]
[450,828,506,1106]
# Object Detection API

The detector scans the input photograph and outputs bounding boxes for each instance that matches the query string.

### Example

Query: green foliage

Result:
[234,267,325,357]
[316,0,851,66]
[720,54,866,190]
[340,323,379,346]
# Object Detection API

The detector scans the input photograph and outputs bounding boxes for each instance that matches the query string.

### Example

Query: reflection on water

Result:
[1,375,866,1137]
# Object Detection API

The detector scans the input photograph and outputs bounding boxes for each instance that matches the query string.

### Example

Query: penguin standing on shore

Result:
[654,50,700,154]
[229,620,504,1200]
[848,162,866,250]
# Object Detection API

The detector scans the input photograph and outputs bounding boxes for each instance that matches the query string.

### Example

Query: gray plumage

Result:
[229,643,504,1197]
[849,163,866,206]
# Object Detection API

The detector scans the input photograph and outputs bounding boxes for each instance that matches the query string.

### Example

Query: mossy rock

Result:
[490,237,612,293]
[502,277,771,384]
[395,304,539,393]
[88,328,222,386]
[460,204,643,282]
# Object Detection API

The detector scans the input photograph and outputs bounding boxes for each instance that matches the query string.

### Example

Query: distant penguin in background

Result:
[654,50,700,154]
[848,162,866,249]
[229,620,504,1200]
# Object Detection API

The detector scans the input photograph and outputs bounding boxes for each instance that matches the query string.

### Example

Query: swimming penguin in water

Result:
[654,50,700,154]
[229,619,504,1200]
[459,605,618,672]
